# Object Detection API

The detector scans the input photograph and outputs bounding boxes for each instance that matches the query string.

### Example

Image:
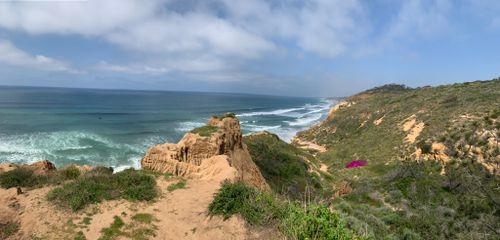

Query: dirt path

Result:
[292,138,327,153]
[1,156,278,240]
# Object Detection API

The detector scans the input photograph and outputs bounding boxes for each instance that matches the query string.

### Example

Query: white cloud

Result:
[385,0,451,40]
[0,0,366,60]
[0,40,76,72]
[220,0,366,57]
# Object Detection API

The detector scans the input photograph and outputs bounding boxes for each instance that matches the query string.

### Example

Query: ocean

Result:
[0,86,333,170]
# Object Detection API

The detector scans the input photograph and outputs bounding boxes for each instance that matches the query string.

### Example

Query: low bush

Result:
[243,133,322,198]
[48,169,157,211]
[0,222,19,239]
[59,166,81,180]
[0,168,35,188]
[167,179,187,192]
[99,216,125,240]
[132,213,154,224]
[190,125,218,137]
[209,182,355,240]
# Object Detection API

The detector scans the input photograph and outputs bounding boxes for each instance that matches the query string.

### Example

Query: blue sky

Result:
[0,0,499,97]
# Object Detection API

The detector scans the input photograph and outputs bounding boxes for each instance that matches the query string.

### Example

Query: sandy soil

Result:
[373,115,385,126]
[292,138,327,153]
[0,156,280,240]
[401,115,425,143]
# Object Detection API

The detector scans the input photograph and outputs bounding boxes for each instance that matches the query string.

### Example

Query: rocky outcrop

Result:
[327,101,354,121]
[0,160,57,175]
[26,160,57,175]
[141,116,269,190]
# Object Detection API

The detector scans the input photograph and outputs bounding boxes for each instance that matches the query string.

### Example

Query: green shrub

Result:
[74,231,86,240]
[243,133,322,198]
[190,125,218,137]
[163,173,173,180]
[132,213,154,224]
[420,143,432,154]
[99,216,125,240]
[167,179,187,192]
[279,203,352,240]
[209,182,354,239]
[209,181,257,220]
[116,169,157,201]
[85,166,114,176]
[48,169,157,211]
[0,222,19,239]
[60,166,81,180]
[0,168,35,188]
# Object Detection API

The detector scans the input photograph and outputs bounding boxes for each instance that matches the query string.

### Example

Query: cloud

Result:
[220,0,366,57]
[0,0,366,59]
[0,39,77,73]
[386,0,451,40]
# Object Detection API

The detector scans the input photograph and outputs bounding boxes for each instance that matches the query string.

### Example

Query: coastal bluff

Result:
[141,114,269,191]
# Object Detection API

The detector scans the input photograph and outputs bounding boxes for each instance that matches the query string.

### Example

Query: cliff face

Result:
[141,116,269,190]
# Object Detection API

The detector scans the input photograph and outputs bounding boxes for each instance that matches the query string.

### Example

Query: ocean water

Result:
[0,86,333,170]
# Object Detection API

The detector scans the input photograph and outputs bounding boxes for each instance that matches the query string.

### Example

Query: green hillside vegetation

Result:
[209,181,358,240]
[217,79,499,239]
[243,132,329,199]
[190,125,219,137]
[298,79,499,168]
[292,79,500,239]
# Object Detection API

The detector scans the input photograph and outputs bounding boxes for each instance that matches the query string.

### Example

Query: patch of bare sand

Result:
[292,138,326,153]
[319,164,328,172]
[0,186,81,240]
[373,115,385,126]
[0,163,17,174]
[401,115,425,143]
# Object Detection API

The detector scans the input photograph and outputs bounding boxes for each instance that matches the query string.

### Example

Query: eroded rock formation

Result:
[141,116,269,190]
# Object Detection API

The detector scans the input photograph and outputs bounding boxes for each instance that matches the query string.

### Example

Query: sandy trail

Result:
[292,138,327,153]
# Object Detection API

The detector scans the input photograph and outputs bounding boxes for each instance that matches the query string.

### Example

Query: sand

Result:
[0,156,279,240]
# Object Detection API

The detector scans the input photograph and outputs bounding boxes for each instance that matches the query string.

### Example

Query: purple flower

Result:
[346,160,367,169]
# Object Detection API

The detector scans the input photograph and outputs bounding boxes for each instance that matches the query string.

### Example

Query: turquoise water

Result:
[0,86,333,170]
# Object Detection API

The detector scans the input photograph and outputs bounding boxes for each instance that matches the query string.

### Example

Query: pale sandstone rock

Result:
[141,116,269,190]
[25,160,57,175]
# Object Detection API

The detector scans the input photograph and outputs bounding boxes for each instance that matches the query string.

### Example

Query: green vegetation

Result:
[0,167,35,188]
[163,172,173,180]
[60,166,81,180]
[190,125,218,137]
[299,79,499,167]
[99,214,157,240]
[47,168,157,211]
[293,79,500,239]
[331,160,499,239]
[244,132,325,199]
[0,222,19,239]
[167,179,187,192]
[132,213,154,224]
[74,231,86,240]
[209,182,356,240]
[81,217,92,225]
[0,166,84,189]
[99,216,125,240]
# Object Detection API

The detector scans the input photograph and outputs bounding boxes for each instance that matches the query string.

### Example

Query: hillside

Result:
[298,79,499,171]
[293,79,500,239]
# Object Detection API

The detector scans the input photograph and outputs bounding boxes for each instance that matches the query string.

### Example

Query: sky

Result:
[0,0,499,97]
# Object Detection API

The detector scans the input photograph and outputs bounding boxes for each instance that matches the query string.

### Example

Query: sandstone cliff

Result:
[141,115,269,190]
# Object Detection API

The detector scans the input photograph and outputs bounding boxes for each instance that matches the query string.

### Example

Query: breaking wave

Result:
[0,131,168,171]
